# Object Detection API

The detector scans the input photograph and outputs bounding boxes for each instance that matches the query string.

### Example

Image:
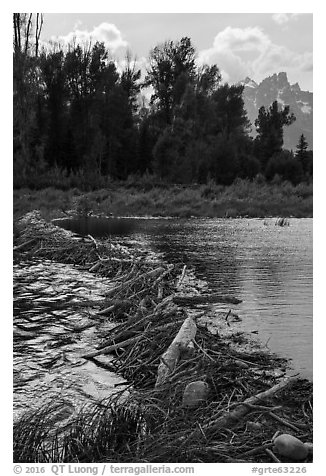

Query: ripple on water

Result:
[13,259,126,420]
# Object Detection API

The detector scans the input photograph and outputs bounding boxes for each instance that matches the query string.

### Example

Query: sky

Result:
[40,12,313,91]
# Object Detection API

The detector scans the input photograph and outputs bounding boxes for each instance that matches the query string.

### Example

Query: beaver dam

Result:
[13,211,313,463]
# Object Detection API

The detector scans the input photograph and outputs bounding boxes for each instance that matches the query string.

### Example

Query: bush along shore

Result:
[13,211,313,463]
[13,177,313,221]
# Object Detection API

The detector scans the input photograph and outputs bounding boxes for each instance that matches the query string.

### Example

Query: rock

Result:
[304,442,313,454]
[274,434,309,461]
[234,360,249,369]
[246,421,262,431]
[182,381,209,408]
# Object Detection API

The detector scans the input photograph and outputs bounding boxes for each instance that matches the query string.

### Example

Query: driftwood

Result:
[13,238,37,252]
[82,306,183,360]
[98,299,134,316]
[104,266,166,298]
[155,313,197,388]
[176,265,187,289]
[207,377,298,433]
[172,294,242,306]
[82,335,142,359]
[265,448,281,463]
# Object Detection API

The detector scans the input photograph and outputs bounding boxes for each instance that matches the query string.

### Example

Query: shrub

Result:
[265,151,303,185]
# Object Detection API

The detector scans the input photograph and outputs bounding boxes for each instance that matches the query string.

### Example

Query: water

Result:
[57,216,312,378]
[52,216,138,237]
[13,216,312,418]
[13,259,126,420]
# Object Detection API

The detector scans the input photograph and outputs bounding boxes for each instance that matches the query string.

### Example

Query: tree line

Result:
[13,14,313,188]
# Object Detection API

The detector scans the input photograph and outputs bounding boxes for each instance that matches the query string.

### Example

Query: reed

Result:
[13,178,313,221]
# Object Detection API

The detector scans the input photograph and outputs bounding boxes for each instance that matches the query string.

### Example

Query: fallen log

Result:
[155,313,197,388]
[207,377,298,433]
[172,294,242,306]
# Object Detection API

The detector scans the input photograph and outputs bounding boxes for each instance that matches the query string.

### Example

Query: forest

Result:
[13,14,313,191]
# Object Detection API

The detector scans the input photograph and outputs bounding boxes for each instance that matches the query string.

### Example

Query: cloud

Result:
[52,22,128,52]
[197,26,313,86]
[212,26,269,53]
[272,13,299,25]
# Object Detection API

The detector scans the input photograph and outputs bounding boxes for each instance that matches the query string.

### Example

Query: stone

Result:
[274,434,308,461]
[182,381,209,408]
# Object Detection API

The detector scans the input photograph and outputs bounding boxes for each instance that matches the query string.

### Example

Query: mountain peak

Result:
[240,72,313,150]
[291,82,301,92]
[261,72,290,89]
[239,77,258,89]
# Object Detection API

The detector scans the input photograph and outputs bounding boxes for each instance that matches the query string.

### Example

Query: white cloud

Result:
[52,22,128,52]
[272,13,300,25]
[197,26,313,87]
[212,26,269,54]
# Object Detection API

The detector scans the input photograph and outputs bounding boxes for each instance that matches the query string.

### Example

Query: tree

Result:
[196,64,221,96]
[295,134,310,175]
[120,51,141,113]
[13,13,43,56]
[39,49,67,168]
[145,37,196,124]
[265,150,303,185]
[254,100,296,171]
[211,84,250,138]
[13,13,45,178]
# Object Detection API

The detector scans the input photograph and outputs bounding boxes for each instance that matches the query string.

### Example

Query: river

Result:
[13,216,312,418]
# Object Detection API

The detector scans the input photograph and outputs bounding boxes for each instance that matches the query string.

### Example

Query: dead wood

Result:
[206,377,298,433]
[172,294,242,306]
[155,313,197,388]
[104,266,166,298]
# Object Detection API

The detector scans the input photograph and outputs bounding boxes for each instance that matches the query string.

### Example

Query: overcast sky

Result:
[41,12,313,91]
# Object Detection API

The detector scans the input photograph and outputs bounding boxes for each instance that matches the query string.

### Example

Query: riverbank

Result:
[13,179,313,221]
[13,211,312,463]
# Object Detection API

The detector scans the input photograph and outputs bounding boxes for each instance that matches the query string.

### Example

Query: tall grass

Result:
[13,177,313,220]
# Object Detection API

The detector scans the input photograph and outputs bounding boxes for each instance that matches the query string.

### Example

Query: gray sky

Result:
[41,12,313,91]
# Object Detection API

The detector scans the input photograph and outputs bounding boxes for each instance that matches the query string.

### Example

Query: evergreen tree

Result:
[295,134,309,174]
[254,101,296,171]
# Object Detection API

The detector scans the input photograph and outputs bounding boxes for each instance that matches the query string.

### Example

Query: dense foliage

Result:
[13,14,313,188]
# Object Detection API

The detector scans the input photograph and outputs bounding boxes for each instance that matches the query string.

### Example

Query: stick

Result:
[13,238,36,251]
[82,335,142,359]
[238,442,274,458]
[104,267,166,298]
[89,261,102,272]
[207,377,298,432]
[172,294,242,305]
[268,411,301,432]
[177,265,187,288]
[265,448,281,463]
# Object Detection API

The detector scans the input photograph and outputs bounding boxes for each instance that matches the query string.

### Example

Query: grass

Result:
[13,178,313,221]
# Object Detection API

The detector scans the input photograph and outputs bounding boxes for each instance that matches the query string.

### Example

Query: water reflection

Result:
[52,216,137,237]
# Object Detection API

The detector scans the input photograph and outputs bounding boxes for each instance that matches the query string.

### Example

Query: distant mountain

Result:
[238,72,313,151]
